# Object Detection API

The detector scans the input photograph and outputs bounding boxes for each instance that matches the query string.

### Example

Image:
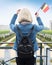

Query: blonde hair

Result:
[17,8,33,23]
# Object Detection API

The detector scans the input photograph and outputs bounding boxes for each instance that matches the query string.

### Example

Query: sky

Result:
[0,0,52,28]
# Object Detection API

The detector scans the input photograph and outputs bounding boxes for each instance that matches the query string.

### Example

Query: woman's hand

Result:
[17,9,21,15]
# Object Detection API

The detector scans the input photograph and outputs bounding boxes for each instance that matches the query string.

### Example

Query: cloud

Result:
[0,0,52,29]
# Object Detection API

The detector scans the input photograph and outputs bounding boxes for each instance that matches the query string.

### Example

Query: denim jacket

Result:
[10,14,44,52]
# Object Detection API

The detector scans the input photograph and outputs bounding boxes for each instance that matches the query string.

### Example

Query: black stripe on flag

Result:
[41,3,46,9]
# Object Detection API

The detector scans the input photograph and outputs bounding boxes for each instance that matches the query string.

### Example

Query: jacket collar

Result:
[20,21,31,25]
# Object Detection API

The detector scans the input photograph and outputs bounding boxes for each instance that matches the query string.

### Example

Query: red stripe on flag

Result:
[43,6,49,13]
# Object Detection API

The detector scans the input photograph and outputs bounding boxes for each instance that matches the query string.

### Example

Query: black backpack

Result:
[16,25,34,58]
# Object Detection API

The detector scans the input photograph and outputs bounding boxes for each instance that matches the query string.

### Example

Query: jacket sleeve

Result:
[10,14,17,32]
[35,17,44,32]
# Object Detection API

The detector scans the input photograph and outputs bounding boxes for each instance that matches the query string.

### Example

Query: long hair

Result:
[17,8,33,23]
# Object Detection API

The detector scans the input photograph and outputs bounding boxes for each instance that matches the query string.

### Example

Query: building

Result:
[0,25,10,30]
[50,20,52,30]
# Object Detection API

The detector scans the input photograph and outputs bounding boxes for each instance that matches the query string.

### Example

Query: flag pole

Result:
[35,3,43,15]
[35,7,41,15]
[37,8,41,12]
[35,2,45,15]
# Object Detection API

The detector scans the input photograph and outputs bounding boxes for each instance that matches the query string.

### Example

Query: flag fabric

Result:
[41,3,49,13]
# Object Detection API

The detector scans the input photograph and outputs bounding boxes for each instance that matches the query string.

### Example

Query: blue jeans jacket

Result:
[10,14,44,52]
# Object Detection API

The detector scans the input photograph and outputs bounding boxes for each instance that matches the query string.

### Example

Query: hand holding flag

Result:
[35,2,49,15]
[35,12,39,17]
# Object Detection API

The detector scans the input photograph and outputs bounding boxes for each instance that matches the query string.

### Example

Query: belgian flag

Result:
[41,3,49,13]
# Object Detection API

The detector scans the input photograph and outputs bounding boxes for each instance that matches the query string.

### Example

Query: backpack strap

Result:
[16,25,34,37]
[16,25,23,37]
[27,25,34,36]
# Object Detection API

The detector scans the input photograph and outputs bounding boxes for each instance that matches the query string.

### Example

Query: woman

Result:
[10,8,44,65]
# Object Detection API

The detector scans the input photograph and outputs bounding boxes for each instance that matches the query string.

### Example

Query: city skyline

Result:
[0,0,52,28]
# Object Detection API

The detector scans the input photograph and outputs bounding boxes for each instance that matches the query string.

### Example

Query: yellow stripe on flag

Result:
[42,4,48,10]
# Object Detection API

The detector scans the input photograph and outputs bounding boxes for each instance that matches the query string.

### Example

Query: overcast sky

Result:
[0,0,52,28]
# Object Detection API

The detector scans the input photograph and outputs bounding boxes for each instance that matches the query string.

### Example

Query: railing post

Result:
[44,43,46,65]
[46,48,50,65]
[40,43,43,65]
[44,43,50,65]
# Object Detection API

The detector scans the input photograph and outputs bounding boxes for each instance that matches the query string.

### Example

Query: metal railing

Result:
[0,42,52,65]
